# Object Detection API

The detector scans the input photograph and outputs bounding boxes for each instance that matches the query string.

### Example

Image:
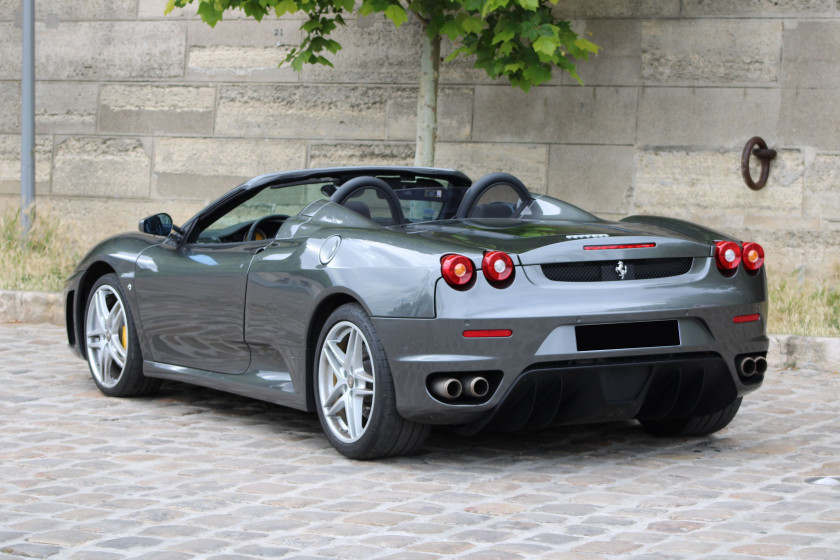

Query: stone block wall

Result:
[0,0,838,277]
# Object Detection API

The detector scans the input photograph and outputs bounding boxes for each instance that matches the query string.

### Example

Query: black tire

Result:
[84,274,160,397]
[639,397,742,437]
[314,303,429,459]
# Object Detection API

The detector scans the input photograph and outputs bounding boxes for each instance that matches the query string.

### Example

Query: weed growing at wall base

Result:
[768,266,840,338]
[0,209,82,293]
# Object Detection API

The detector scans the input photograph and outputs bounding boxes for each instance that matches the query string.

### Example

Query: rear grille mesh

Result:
[541,258,693,282]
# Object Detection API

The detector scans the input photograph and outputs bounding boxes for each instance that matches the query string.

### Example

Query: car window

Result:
[195,182,328,243]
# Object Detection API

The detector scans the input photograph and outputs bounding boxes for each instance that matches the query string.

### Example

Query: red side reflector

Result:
[463,329,512,338]
[733,314,760,324]
[584,243,656,250]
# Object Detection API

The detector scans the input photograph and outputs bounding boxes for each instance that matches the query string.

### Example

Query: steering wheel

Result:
[330,176,406,226]
[455,172,532,219]
[245,214,289,241]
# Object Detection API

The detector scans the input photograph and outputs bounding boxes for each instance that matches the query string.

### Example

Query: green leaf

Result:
[359,0,376,16]
[491,29,515,45]
[196,2,224,26]
[457,14,484,35]
[384,4,408,27]
[274,0,299,16]
[439,20,462,41]
[301,19,322,32]
[514,0,539,10]
[481,0,510,18]
[531,35,557,56]
[164,0,178,15]
[574,38,600,55]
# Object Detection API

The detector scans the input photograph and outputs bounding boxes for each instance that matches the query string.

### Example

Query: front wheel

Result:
[639,397,742,437]
[84,274,160,397]
[314,303,429,459]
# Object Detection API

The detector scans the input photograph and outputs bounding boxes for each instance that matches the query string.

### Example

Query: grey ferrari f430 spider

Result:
[65,167,768,459]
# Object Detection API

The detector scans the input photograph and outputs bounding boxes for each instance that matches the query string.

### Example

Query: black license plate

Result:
[575,320,680,352]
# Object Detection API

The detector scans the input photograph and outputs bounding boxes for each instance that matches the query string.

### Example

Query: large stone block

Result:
[560,20,641,87]
[642,20,782,85]
[0,82,19,133]
[548,145,635,215]
[637,87,780,148]
[435,143,548,193]
[53,137,151,198]
[0,135,52,195]
[682,0,833,17]
[215,84,402,140]
[308,142,414,169]
[0,23,21,79]
[185,19,301,82]
[36,21,186,80]
[35,82,98,134]
[474,86,637,145]
[386,87,473,142]
[781,88,840,150]
[804,154,840,221]
[99,85,215,136]
[783,22,840,89]
[301,16,421,85]
[632,149,804,221]
[153,137,306,200]
[551,0,680,18]
[34,0,137,20]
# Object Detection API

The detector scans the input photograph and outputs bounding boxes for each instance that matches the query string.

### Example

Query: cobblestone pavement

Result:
[1,323,839,560]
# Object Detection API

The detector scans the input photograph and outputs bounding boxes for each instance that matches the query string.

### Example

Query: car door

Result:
[133,238,265,374]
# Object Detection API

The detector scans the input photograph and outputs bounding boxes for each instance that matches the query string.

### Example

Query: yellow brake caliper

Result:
[120,325,127,349]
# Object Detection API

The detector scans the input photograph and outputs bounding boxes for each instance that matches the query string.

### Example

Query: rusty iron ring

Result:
[741,136,777,191]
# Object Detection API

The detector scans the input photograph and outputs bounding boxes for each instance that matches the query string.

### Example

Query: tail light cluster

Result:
[441,251,515,289]
[714,241,764,275]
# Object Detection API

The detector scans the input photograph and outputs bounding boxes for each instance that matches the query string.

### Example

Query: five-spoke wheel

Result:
[84,274,159,397]
[314,304,429,459]
[317,320,376,443]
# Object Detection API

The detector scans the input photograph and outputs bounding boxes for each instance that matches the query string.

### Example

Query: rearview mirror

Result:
[139,213,174,236]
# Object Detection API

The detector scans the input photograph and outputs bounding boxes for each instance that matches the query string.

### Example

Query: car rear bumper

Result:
[373,272,768,427]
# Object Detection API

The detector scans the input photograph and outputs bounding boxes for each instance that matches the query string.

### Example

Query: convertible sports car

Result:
[65,166,768,459]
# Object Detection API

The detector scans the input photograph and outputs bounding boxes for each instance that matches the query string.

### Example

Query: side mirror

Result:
[139,213,174,236]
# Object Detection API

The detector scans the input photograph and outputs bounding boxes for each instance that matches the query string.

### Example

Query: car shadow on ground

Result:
[148,379,734,467]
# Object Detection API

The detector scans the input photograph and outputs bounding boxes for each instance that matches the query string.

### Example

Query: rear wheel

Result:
[639,397,742,437]
[84,274,160,397]
[314,303,429,459]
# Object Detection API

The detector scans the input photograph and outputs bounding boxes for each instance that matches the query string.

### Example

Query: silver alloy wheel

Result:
[85,284,129,389]
[317,320,376,443]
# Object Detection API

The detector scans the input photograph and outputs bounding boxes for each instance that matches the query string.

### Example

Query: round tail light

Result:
[441,254,474,288]
[742,242,764,272]
[482,251,514,286]
[715,241,742,272]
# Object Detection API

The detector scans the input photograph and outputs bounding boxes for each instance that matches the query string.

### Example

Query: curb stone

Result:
[0,290,63,326]
[1,290,837,372]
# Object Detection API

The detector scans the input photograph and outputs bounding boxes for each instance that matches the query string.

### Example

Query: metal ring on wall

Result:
[741,137,777,191]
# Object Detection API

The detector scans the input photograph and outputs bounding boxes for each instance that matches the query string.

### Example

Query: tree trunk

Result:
[414,30,440,168]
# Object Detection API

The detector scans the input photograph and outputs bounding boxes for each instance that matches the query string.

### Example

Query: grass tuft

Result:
[0,208,83,293]
[767,266,840,337]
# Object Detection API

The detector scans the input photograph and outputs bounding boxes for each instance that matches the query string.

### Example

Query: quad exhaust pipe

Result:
[431,377,463,400]
[430,375,491,401]
[463,375,490,398]
[739,356,767,377]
